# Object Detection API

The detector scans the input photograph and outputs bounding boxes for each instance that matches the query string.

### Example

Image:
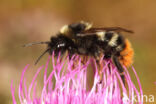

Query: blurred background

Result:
[0,0,156,103]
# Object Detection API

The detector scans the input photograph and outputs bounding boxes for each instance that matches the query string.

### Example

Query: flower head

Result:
[11,54,143,104]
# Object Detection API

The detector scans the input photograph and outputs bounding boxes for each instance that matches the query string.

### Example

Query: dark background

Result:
[0,0,156,103]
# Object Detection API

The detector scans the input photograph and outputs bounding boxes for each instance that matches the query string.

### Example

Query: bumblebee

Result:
[23,21,134,84]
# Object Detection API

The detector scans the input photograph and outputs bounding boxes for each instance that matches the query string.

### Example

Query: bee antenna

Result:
[22,41,50,47]
[35,48,50,65]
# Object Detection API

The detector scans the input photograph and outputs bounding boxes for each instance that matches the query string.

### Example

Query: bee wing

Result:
[76,29,100,36]
[81,27,134,34]
[77,27,134,37]
[76,32,96,37]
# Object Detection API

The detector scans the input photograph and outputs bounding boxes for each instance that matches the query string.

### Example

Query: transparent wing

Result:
[78,27,134,36]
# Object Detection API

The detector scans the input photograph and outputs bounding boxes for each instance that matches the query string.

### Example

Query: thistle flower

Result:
[11,54,143,104]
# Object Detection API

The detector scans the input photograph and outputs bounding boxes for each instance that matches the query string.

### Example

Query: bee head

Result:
[60,21,92,34]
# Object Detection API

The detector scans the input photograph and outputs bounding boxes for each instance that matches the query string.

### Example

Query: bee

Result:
[23,21,134,84]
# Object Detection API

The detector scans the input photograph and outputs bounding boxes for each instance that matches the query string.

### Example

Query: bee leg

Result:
[103,52,112,76]
[68,46,77,60]
[104,52,112,59]
[95,60,101,83]
[68,46,78,69]
[68,50,74,60]
[112,56,125,85]
[94,56,103,84]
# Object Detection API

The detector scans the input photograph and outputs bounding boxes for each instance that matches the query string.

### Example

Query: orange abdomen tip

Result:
[119,39,134,67]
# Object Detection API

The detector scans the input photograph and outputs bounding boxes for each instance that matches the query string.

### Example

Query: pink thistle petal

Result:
[44,56,51,84]
[28,66,43,100]
[23,78,28,100]
[11,54,143,104]
[132,67,143,103]
[19,64,29,103]
[11,80,17,104]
